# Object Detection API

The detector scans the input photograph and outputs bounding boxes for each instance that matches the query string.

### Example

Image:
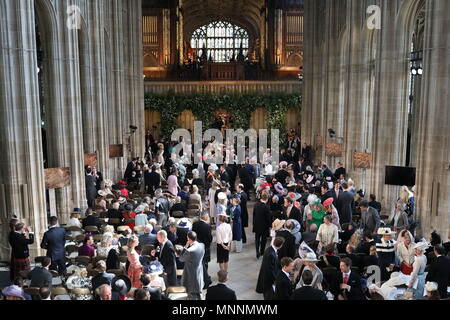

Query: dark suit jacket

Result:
[206,283,237,300]
[330,271,364,300]
[28,267,53,288]
[192,220,213,262]
[274,270,293,300]
[146,171,161,190]
[138,233,157,247]
[9,231,34,259]
[282,206,302,224]
[82,215,101,229]
[276,230,296,259]
[336,191,355,224]
[256,247,280,293]
[219,170,230,183]
[238,165,253,188]
[290,286,328,300]
[142,285,170,300]
[253,201,272,234]
[236,191,249,227]
[159,240,176,273]
[41,227,66,260]
[425,255,450,298]
[176,227,189,246]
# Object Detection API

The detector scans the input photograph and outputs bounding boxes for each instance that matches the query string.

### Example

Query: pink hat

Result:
[323,198,334,207]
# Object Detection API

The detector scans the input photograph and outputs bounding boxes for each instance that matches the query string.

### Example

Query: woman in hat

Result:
[316,215,339,255]
[423,282,440,300]
[111,275,132,300]
[118,180,129,199]
[97,234,117,258]
[148,261,166,292]
[127,235,143,289]
[294,252,323,290]
[323,197,341,230]
[1,285,26,300]
[156,143,165,166]
[308,200,326,231]
[387,201,409,235]
[67,211,83,229]
[216,192,228,227]
[167,168,180,197]
[230,197,243,253]
[216,213,232,271]
[376,228,397,281]
[95,190,107,210]
[407,242,428,299]
[122,203,136,230]
[396,229,416,275]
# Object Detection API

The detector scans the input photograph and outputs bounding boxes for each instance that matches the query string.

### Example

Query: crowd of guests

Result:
[2,128,450,300]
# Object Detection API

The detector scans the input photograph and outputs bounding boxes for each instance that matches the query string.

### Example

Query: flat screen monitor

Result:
[385,166,416,186]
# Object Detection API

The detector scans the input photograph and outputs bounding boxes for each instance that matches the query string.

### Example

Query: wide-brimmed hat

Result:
[72,208,82,214]
[218,192,227,201]
[111,275,132,296]
[302,252,319,262]
[287,192,302,201]
[2,285,26,300]
[98,190,107,197]
[377,227,395,236]
[414,242,430,251]
[306,175,314,184]
[274,182,284,193]
[118,196,127,204]
[323,197,334,207]
[272,219,286,231]
[177,217,192,230]
[148,261,164,275]
[104,179,113,188]
[425,281,438,292]
[123,203,133,211]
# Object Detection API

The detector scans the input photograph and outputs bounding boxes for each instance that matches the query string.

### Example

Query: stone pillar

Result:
[0,0,47,259]
[414,0,450,240]
[274,9,283,66]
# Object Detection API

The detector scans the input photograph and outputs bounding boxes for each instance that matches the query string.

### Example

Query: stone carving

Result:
[325,143,343,157]
[44,168,71,189]
[354,152,372,169]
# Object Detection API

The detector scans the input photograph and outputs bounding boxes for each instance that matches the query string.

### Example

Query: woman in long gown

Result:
[407,242,428,299]
[208,181,219,225]
[127,236,143,289]
[231,197,242,253]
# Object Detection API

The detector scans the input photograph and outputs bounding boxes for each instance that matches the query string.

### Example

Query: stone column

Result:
[414,0,450,240]
[0,0,47,259]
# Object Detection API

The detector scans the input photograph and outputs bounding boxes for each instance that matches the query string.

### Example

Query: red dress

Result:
[127,250,143,289]
[122,211,136,230]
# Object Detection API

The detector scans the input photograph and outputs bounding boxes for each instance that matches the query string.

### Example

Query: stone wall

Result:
[0,0,144,260]
[302,0,449,240]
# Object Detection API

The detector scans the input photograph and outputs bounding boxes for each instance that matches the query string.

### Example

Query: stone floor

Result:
[204,199,263,300]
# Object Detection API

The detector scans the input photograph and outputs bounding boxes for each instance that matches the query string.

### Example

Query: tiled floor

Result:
[204,200,263,300]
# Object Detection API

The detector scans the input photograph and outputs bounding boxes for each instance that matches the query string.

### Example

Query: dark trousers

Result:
[263,288,274,300]
[202,262,211,289]
[242,225,247,243]
[165,266,177,287]
[50,258,66,274]
[255,232,267,256]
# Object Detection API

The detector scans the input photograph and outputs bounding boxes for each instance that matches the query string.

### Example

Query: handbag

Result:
[400,262,413,275]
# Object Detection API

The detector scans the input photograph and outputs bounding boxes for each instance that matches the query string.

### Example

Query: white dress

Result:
[316,223,339,254]
[396,242,415,266]
[208,187,218,219]
[156,150,164,166]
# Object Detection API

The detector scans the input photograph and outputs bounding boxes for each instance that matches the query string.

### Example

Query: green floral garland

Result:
[144,92,302,143]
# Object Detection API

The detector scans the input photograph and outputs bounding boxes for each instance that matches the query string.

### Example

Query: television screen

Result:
[385,166,416,186]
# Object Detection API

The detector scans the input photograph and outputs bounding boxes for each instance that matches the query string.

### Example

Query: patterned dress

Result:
[127,250,143,288]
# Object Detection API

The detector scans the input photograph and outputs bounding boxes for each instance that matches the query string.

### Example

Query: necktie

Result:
[343,274,349,284]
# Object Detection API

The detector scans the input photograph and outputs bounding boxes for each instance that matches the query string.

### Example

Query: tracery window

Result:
[190,21,249,62]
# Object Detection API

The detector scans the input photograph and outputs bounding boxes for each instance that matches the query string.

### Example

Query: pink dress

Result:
[167,174,178,196]
[127,250,143,288]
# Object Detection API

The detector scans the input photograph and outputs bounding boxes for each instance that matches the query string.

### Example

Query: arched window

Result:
[191,21,249,62]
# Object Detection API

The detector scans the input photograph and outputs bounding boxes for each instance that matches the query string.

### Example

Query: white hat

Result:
[98,190,107,197]
[272,219,286,231]
[413,242,430,251]
[307,194,319,205]
[302,252,319,262]
[306,175,314,184]
[377,227,395,236]
[218,192,227,201]
[425,281,438,292]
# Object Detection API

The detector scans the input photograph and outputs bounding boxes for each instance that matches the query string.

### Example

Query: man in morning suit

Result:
[40,216,66,274]
[425,245,450,298]
[256,237,285,300]
[282,197,302,225]
[155,230,177,286]
[206,270,237,300]
[330,258,365,300]
[274,257,294,300]
[291,269,328,300]
[253,193,272,259]
[335,182,355,224]
[192,212,213,289]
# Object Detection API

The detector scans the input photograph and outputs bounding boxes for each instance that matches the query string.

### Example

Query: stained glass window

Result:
[191,21,249,62]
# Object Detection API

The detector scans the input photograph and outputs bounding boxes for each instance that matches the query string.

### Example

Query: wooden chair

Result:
[51,287,68,296]
[176,269,183,277]
[108,218,122,226]
[70,287,92,300]
[65,235,75,242]
[134,225,145,233]
[85,225,99,233]
[167,286,188,300]
[171,210,185,218]
[107,269,123,276]
[75,256,91,266]
[93,256,107,265]
[50,270,60,278]
[75,234,86,243]
[68,226,83,233]
[93,234,103,243]
[24,287,40,300]
[142,245,155,256]
[65,244,79,255]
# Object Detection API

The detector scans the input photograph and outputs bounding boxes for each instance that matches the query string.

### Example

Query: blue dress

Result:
[232,205,243,241]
